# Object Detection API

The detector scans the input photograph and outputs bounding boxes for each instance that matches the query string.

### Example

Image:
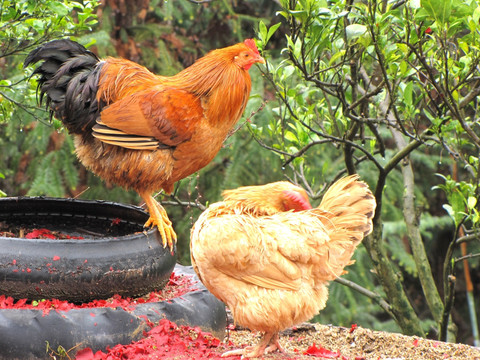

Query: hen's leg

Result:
[264,333,284,354]
[140,192,177,252]
[222,332,280,358]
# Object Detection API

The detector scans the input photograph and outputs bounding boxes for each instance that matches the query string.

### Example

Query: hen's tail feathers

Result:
[317,175,376,246]
[24,39,102,135]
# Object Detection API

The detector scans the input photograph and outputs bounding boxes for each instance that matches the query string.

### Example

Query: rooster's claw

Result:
[142,195,177,253]
[144,214,177,253]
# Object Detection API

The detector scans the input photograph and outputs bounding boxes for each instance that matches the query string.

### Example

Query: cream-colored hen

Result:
[190,175,376,358]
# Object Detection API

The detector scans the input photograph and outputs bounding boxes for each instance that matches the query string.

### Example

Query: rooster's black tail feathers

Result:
[24,39,103,135]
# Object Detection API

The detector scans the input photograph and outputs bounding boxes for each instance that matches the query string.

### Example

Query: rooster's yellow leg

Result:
[222,332,281,358]
[141,193,177,252]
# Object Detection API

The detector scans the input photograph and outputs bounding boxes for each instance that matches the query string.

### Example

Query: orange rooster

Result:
[24,39,265,251]
[190,175,376,358]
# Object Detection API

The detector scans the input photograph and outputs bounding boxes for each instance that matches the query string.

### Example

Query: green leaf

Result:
[449,191,466,226]
[403,82,413,106]
[48,2,70,17]
[421,0,452,25]
[258,20,267,43]
[467,196,477,211]
[284,130,298,143]
[2,7,18,21]
[442,204,455,219]
[451,2,474,19]
[329,50,345,65]
[397,43,408,55]
[282,65,295,79]
[268,23,281,41]
[346,24,367,41]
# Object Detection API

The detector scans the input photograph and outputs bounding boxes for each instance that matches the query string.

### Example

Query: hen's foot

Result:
[221,346,263,358]
[222,332,283,358]
[142,194,177,252]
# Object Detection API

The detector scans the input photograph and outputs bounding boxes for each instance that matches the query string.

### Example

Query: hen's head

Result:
[222,181,312,216]
[216,39,265,71]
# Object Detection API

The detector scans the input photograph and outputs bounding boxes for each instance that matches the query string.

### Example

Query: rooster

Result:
[24,39,265,251]
[190,175,376,358]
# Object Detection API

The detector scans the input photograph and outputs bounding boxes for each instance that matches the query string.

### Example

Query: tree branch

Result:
[335,276,393,317]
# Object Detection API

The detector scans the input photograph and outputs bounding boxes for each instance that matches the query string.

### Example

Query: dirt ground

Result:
[226,322,480,360]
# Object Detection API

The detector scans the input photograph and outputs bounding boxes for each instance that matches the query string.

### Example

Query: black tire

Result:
[0,197,176,302]
[0,265,227,360]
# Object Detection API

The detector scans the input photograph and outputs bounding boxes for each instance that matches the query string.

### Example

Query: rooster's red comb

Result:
[244,39,260,55]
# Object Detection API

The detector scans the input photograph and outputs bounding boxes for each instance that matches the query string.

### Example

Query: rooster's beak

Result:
[256,55,266,65]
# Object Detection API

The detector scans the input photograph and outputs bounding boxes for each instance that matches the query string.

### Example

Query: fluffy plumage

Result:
[24,39,264,250]
[190,175,376,358]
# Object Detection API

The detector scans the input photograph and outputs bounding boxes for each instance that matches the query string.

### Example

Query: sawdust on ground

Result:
[225,323,480,360]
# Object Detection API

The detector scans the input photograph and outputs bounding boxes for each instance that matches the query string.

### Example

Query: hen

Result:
[190,175,376,358]
[24,39,264,251]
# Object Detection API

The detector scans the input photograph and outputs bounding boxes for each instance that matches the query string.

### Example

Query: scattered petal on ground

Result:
[0,272,196,315]
[77,319,239,360]
[303,343,341,357]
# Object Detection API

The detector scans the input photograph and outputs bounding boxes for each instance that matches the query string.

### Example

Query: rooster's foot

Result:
[142,195,177,252]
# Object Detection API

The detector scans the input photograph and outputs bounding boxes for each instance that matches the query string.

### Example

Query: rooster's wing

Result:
[93,86,204,150]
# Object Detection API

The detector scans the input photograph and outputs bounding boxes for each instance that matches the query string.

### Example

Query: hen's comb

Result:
[283,190,312,212]
[244,39,260,55]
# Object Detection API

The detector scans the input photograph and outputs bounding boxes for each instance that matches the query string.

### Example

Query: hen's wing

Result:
[93,86,204,150]
[191,209,340,292]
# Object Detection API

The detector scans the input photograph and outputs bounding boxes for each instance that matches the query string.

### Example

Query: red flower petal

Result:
[75,347,94,360]
[26,228,56,239]
[304,344,341,358]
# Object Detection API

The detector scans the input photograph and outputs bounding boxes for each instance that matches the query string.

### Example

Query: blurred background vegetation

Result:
[1,0,480,347]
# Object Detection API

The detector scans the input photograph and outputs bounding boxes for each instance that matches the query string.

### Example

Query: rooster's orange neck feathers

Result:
[167,41,262,126]
[99,41,263,128]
